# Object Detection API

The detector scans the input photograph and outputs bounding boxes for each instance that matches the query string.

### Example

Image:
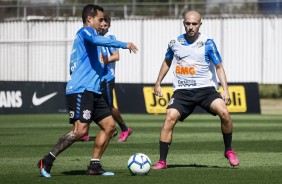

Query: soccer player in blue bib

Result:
[80,15,132,142]
[100,15,132,142]
[153,10,239,170]
[37,4,138,177]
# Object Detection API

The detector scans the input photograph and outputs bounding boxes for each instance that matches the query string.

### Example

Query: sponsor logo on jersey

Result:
[70,61,77,72]
[196,41,204,47]
[169,40,176,45]
[176,66,196,75]
[0,91,22,108]
[178,55,189,60]
[179,38,186,44]
[32,92,58,106]
[177,79,196,87]
[66,86,73,93]
[83,29,91,36]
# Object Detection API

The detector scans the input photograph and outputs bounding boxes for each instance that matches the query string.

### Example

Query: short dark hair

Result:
[82,4,104,23]
[103,15,111,26]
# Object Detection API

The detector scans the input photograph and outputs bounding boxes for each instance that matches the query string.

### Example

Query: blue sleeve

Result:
[81,27,127,49]
[107,35,119,55]
[165,45,174,60]
[206,39,222,65]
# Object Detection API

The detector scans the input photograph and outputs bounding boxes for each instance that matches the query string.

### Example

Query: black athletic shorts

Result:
[66,90,111,124]
[101,79,115,108]
[167,87,222,122]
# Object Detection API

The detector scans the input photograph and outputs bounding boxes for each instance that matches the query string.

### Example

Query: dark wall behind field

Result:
[0,81,260,114]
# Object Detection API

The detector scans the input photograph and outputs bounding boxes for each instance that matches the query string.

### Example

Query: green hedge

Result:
[259,84,282,98]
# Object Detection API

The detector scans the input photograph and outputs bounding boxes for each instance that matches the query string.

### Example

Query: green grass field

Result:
[1,114,282,184]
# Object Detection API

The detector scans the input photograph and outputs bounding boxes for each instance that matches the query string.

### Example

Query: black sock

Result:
[159,141,171,161]
[223,133,232,151]
[44,153,56,165]
[90,160,100,166]
[119,122,128,132]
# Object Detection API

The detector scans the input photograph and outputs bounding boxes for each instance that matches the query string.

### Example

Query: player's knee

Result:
[109,123,116,133]
[65,130,84,140]
[74,129,88,138]
[104,120,116,133]
[218,109,231,122]
[164,115,177,127]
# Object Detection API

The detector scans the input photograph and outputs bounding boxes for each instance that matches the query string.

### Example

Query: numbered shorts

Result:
[66,90,111,124]
[167,87,222,121]
[101,79,115,108]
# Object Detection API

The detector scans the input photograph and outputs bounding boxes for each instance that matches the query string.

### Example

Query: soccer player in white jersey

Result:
[152,10,239,170]
[37,4,138,177]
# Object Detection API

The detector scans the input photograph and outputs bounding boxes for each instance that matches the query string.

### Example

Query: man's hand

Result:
[221,89,231,105]
[154,83,163,97]
[101,55,109,64]
[126,42,138,53]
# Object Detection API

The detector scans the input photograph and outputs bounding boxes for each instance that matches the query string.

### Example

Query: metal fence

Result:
[1,0,282,20]
[0,17,282,84]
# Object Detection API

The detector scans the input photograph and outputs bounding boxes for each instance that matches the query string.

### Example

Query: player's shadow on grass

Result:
[168,164,222,169]
[62,170,86,175]
[62,170,124,176]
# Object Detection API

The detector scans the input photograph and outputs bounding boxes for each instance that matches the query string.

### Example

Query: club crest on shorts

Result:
[69,111,74,118]
[168,98,174,106]
[83,110,91,120]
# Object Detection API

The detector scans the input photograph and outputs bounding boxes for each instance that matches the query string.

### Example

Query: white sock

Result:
[91,159,100,162]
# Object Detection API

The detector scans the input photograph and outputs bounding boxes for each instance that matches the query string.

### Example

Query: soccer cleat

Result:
[79,135,90,142]
[37,159,52,177]
[225,150,240,167]
[111,128,118,138]
[86,162,114,176]
[117,128,132,142]
[152,160,167,170]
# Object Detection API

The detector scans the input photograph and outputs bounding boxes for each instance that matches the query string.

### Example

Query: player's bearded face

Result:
[183,15,201,37]
[184,21,200,37]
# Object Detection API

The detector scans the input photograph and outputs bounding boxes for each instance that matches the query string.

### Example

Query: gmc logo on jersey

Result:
[176,66,195,75]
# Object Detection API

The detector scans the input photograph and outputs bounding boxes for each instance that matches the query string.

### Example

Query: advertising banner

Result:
[0,81,260,114]
[0,81,67,114]
[116,83,261,114]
